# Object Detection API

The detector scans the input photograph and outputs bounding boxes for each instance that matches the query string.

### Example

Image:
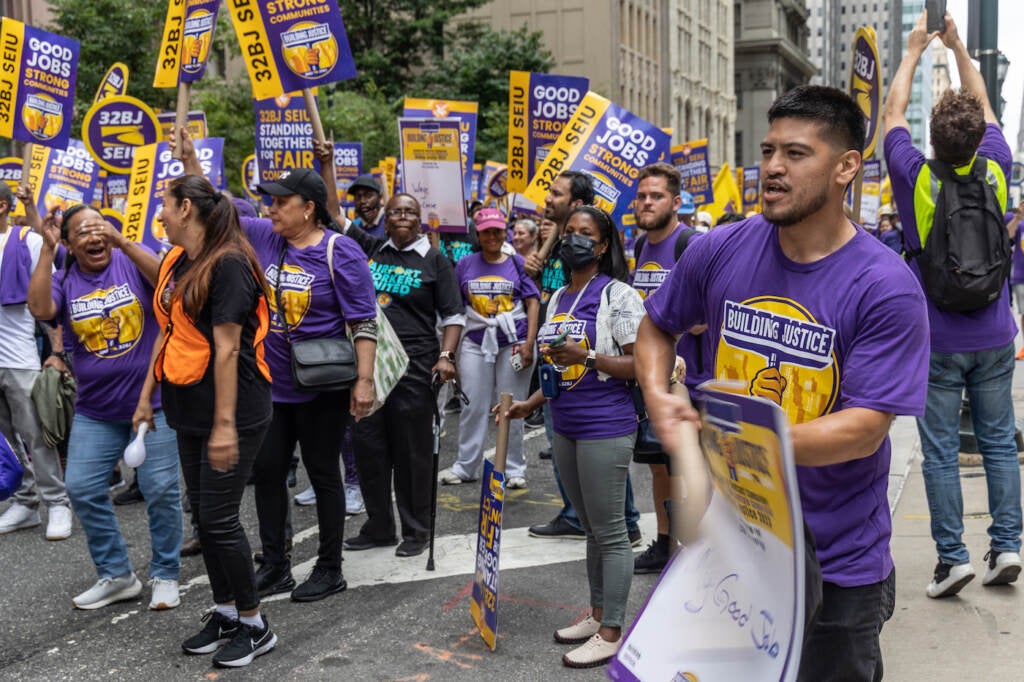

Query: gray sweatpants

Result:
[0,367,68,508]
[552,431,634,628]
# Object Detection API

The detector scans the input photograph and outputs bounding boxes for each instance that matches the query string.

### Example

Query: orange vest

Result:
[153,246,271,386]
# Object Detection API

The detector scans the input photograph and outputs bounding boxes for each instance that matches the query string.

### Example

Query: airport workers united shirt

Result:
[456,252,539,348]
[52,248,161,421]
[644,215,930,587]
[538,273,635,440]
[243,219,377,403]
[368,236,464,359]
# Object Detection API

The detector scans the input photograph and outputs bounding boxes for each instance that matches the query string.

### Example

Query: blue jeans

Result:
[917,343,1022,564]
[65,410,182,580]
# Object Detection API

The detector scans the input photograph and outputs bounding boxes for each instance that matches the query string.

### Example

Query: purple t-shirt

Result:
[243,218,377,403]
[539,274,635,440]
[455,252,539,347]
[1011,219,1024,285]
[52,249,161,421]
[884,124,1017,352]
[633,225,710,391]
[644,216,930,587]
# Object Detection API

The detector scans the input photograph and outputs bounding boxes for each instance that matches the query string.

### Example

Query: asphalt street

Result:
[0,413,663,681]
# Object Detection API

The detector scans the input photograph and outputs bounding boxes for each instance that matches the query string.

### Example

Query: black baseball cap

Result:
[257,168,328,208]
[347,173,381,195]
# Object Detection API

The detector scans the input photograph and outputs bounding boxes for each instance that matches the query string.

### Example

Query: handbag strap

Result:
[275,232,343,346]
[273,241,294,347]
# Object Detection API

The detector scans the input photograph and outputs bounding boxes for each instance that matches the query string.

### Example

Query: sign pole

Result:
[172,82,191,160]
[20,142,32,186]
[302,88,326,144]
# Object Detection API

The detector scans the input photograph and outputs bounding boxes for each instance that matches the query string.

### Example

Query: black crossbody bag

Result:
[274,234,357,392]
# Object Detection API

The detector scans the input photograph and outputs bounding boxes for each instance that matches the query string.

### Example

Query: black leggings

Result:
[253,391,349,571]
[178,426,268,612]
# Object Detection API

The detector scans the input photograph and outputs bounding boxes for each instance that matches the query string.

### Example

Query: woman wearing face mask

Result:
[504,205,644,669]
[340,193,465,558]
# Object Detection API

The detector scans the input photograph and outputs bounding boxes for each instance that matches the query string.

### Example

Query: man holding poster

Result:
[636,86,929,680]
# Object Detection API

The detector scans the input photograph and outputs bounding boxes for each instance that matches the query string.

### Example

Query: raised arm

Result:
[27,208,61,322]
[168,125,204,177]
[940,13,998,124]
[313,137,344,228]
[884,11,938,132]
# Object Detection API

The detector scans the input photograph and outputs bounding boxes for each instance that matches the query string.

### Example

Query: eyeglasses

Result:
[386,208,420,218]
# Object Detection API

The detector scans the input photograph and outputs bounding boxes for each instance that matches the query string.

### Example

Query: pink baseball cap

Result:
[473,207,507,231]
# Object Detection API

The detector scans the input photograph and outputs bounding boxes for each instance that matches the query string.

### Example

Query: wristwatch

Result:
[439,350,457,365]
[584,349,597,369]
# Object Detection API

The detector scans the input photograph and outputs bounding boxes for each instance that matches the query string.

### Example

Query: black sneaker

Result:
[538,447,553,460]
[634,540,669,574]
[291,565,346,602]
[113,480,144,506]
[212,616,277,668]
[255,562,295,597]
[182,611,240,655]
[525,409,545,430]
[395,539,426,557]
[528,516,585,539]
[343,534,399,551]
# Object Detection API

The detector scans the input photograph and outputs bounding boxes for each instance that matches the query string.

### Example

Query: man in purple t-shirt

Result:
[638,85,929,681]
[629,162,700,576]
[883,11,1023,599]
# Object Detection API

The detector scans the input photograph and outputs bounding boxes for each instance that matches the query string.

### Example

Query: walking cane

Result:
[426,373,469,571]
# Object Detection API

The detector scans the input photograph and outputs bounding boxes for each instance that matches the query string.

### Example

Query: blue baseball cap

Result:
[678,191,695,215]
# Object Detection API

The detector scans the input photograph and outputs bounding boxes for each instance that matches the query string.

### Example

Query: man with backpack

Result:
[629,163,701,574]
[884,10,1021,598]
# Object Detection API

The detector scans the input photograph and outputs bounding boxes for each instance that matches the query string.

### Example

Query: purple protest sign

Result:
[226,0,357,100]
[0,19,79,150]
[179,0,220,82]
[82,95,162,174]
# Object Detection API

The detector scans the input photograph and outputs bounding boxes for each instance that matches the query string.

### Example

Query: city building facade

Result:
[462,0,736,170]
[733,0,816,166]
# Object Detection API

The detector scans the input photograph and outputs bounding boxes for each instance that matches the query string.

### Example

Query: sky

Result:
[946,0,1022,153]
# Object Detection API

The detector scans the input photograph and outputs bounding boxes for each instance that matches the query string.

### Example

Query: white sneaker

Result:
[562,633,620,668]
[0,503,41,534]
[506,476,527,489]
[149,577,180,610]
[926,560,975,598]
[293,485,316,506]
[438,468,473,485]
[73,573,143,609]
[344,483,365,515]
[45,505,73,540]
[982,550,1022,586]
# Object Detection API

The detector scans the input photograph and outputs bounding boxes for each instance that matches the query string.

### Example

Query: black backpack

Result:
[633,225,698,264]
[906,156,1012,312]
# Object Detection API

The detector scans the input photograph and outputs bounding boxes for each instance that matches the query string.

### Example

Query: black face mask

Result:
[559,232,598,270]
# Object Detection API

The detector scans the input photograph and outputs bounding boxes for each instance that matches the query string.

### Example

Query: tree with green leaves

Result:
[47,0,173,133]
[337,0,490,101]
[414,24,553,162]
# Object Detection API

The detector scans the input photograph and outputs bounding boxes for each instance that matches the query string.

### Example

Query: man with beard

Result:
[348,174,385,239]
[628,163,701,574]
[636,86,929,680]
